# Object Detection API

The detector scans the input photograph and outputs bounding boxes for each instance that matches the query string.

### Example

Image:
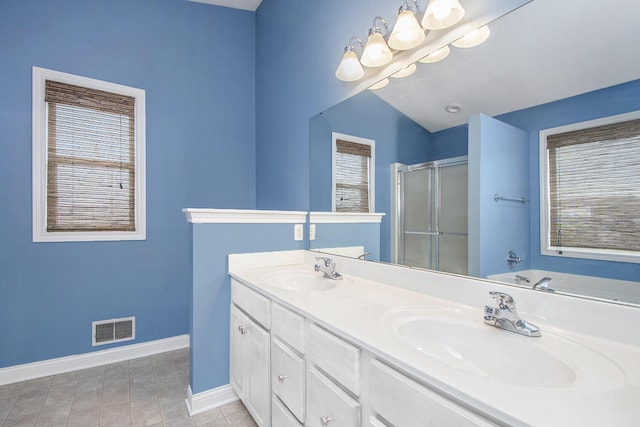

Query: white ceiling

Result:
[373,0,640,132]
[189,0,262,12]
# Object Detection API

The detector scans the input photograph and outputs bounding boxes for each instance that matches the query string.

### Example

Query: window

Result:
[332,132,375,213]
[32,67,146,242]
[539,111,640,263]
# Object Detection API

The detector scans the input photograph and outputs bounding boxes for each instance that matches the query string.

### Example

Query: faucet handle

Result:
[315,256,334,267]
[489,291,516,312]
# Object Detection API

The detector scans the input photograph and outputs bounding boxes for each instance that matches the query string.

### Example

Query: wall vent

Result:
[92,317,135,346]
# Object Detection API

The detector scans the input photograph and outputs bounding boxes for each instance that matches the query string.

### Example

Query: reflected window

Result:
[332,133,375,213]
[540,112,640,263]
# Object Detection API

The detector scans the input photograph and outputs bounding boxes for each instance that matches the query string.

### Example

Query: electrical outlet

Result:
[294,223,303,241]
[309,224,316,240]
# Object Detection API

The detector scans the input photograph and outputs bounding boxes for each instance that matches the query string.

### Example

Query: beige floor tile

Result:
[1,349,257,427]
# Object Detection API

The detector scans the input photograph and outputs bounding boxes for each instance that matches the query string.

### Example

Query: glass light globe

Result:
[422,0,465,30]
[361,29,393,68]
[388,9,425,51]
[452,25,490,48]
[335,49,365,82]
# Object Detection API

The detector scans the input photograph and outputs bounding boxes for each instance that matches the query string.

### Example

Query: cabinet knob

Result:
[321,416,333,425]
[277,374,287,382]
[238,325,247,335]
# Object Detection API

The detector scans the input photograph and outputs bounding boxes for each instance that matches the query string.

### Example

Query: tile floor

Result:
[0,349,257,427]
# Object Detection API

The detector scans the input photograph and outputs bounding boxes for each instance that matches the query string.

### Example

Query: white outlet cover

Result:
[294,224,303,241]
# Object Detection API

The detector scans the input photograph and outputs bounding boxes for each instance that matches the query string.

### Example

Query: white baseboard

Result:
[0,334,189,386]
[186,384,239,416]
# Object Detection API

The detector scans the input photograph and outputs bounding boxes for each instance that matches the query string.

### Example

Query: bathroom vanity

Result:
[227,250,640,427]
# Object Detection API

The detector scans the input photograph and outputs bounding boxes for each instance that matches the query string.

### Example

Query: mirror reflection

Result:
[309,0,640,305]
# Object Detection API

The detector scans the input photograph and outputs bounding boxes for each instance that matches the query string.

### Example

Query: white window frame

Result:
[331,132,375,213]
[539,110,640,263]
[32,67,146,242]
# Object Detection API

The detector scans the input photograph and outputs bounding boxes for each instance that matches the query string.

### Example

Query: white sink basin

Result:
[381,307,623,390]
[259,270,343,292]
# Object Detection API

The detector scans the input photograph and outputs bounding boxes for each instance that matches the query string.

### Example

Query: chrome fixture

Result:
[494,193,527,203]
[507,250,522,270]
[314,257,343,280]
[335,37,365,82]
[357,252,371,260]
[484,291,541,337]
[515,275,530,286]
[532,277,555,293]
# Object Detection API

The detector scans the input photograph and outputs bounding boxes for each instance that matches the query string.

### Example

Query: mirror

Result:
[309,0,640,306]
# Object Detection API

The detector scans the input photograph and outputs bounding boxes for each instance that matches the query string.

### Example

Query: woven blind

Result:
[547,118,640,252]
[335,139,371,212]
[45,80,136,232]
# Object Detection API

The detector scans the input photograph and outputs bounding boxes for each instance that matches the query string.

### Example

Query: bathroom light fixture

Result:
[388,1,425,51]
[391,63,417,78]
[368,78,390,90]
[360,17,393,68]
[422,0,465,30]
[418,45,450,63]
[335,37,365,82]
[452,25,490,48]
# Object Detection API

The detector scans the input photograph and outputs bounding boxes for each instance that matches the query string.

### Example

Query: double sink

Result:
[258,267,623,392]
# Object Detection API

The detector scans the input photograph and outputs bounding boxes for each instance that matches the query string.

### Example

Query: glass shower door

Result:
[398,158,468,274]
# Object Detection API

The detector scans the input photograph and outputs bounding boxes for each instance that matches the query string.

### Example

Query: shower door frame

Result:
[391,156,468,270]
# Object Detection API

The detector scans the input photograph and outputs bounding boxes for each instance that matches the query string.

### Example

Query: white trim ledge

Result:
[0,334,189,386]
[310,212,385,224]
[183,208,307,224]
[186,384,239,416]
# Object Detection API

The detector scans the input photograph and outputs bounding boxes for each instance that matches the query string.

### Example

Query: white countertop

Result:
[228,250,640,427]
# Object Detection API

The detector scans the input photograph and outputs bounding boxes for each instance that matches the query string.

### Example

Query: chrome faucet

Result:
[532,277,555,292]
[515,275,530,286]
[357,252,371,260]
[314,257,343,280]
[484,291,541,337]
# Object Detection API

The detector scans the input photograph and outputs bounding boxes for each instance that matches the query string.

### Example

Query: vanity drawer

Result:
[306,368,360,427]
[308,324,361,396]
[271,337,305,422]
[370,360,494,427]
[272,396,303,427]
[231,279,271,329]
[272,303,305,353]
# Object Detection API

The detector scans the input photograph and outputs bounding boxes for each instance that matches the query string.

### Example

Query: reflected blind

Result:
[45,80,136,232]
[335,139,371,212]
[547,118,640,252]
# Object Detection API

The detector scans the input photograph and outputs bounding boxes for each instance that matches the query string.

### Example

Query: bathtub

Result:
[488,270,640,306]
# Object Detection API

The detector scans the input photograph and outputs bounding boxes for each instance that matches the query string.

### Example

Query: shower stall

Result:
[391,157,468,275]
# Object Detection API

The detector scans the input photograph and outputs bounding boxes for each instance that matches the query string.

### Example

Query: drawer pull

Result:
[238,325,247,335]
[277,374,287,382]
[321,416,333,425]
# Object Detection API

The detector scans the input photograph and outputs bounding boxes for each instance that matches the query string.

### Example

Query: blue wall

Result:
[309,91,429,262]
[468,114,530,278]
[255,0,405,211]
[190,223,304,394]
[0,0,256,368]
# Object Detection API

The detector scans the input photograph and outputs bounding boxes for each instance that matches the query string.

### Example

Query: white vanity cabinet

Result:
[230,278,494,427]
[230,281,271,426]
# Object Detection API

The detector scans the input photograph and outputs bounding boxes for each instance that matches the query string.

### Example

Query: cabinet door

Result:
[272,337,305,422]
[245,315,271,427]
[306,368,360,427]
[370,360,494,427]
[230,304,248,397]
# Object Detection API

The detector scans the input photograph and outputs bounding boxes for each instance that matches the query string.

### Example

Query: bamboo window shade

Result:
[45,80,136,232]
[547,118,640,252]
[335,139,371,213]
